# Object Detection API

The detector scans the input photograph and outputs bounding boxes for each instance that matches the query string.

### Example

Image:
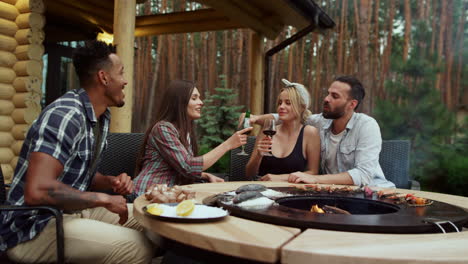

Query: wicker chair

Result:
[0,167,65,264]
[228,136,257,181]
[98,133,145,177]
[379,140,413,189]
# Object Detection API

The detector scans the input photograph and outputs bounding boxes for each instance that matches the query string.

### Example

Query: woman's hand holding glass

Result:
[236,115,253,155]
[261,119,276,156]
[257,136,273,156]
[227,127,253,150]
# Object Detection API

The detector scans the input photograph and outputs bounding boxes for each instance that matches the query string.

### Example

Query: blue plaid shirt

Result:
[0,88,110,251]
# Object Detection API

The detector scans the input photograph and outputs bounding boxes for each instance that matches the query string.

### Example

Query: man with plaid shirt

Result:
[0,41,153,263]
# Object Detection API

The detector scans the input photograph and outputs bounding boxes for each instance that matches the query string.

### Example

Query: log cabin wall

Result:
[0,0,44,184]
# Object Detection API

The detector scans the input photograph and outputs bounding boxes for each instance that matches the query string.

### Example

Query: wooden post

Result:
[110,0,135,133]
[249,31,264,118]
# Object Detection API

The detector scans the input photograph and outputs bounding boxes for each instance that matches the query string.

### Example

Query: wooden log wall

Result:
[0,0,43,184]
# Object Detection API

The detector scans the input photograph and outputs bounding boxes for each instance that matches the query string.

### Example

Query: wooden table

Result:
[133,182,468,264]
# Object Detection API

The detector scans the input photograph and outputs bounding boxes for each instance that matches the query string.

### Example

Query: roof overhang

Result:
[43,0,334,42]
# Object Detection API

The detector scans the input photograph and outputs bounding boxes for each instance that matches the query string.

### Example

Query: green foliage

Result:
[374,22,468,194]
[197,76,244,173]
[420,137,468,196]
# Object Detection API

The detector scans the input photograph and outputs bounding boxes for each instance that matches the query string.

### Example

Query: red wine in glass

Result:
[263,130,276,137]
[262,119,276,156]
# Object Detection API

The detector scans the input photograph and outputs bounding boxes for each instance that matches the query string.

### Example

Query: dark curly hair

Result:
[72,40,117,86]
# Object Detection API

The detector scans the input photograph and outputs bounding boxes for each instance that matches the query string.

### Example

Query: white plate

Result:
[143,203,228,223]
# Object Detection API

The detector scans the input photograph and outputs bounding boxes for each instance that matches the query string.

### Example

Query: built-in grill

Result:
[215,187,468,234]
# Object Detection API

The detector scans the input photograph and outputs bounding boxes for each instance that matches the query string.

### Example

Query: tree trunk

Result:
[223,31,229,88]
[356,0,371,113]
[380,0,397,99]
[234,30,243,102]
[403,0,411,62]
[307,34,316,106]
[430,0,437,55]
[435,0,446,93]
[314,35,323,114]
[444,0,454,109]
[208,32,217,90]
[287,28,295,81]
[371,0,380,100]
[424,0,431,19]
[189,33,195,81]
[298,37,305,83]
[453,2,466,107]
[337,0,347,74]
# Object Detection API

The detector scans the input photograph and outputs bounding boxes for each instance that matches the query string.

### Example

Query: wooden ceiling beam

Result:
[80,0,114,11]
[44,0,113,33]
[135,17,245,37]
[136,8,227,26]
[54,0,113,22]
[44,22,97,42]
[193,0,283,39]
[135,8,246,36]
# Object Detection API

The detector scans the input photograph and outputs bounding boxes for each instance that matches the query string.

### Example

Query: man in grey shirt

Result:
[253,76,395,188]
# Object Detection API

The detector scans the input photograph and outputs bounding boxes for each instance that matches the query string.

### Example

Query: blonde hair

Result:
[278,86,312,124]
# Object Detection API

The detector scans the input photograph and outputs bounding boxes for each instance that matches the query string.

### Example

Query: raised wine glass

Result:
[236,114,250,156]
[262,119,276,156]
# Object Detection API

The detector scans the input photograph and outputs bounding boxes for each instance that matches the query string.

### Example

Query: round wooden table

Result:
[133,182,468,264]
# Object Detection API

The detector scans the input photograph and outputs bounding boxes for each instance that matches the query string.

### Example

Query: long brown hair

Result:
[135,80,199,176]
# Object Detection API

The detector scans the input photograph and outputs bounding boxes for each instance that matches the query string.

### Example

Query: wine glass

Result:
[262,119,276,156]
[236,115,250,156]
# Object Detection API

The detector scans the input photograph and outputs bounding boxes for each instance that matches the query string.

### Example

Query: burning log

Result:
[323,205,351,215]
[310,204,352,215]
[310,204,325,213]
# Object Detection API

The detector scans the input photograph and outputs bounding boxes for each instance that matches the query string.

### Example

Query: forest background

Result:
[132,0,467,195]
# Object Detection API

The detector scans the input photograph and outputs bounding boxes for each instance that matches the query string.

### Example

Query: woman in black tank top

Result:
[246,80,321,181]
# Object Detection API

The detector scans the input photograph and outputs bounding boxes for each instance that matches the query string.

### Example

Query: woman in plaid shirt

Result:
[133,80,251,195]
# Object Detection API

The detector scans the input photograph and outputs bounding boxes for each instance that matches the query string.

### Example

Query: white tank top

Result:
[324,129,345,174]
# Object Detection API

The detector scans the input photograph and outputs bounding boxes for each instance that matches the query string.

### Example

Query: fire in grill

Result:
[310,204,350,214]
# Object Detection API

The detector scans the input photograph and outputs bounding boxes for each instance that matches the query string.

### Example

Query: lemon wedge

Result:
[176,200,195,216]
[147,204,164,216]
